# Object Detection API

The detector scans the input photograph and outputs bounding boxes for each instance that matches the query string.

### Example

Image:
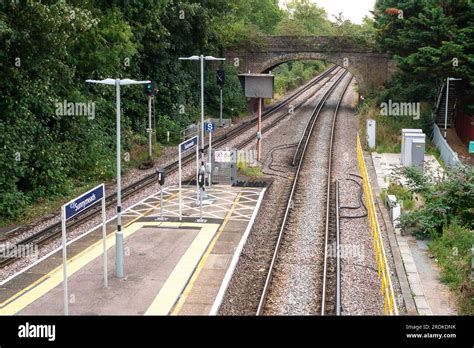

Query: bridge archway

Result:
[224,36,396,94]
[259,52,365,91]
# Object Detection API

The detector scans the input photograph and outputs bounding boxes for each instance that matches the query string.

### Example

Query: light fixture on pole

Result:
[444,77,462,139]
[179,55,225,184]
[85,78,150,278]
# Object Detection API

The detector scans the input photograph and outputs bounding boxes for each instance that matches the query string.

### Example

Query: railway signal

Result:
[144,81,158,162]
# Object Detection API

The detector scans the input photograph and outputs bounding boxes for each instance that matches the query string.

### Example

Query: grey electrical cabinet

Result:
[238,73,274,99]
[401,129,422,165]
[411,137,425,170]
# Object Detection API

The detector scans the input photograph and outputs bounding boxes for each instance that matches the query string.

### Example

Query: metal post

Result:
[219,87,223,127]
[148,95,152,160]
[257,97,262,161]
[198,187,203,222]
[115,80,124,278]
[196,143,200,200]
[200,55,205,170]
[160,186,163,220]
[61,206,68,315]
[102,191,108,288]
[179,147,182,221]
[208,127,212,187]
[444,78,449,139]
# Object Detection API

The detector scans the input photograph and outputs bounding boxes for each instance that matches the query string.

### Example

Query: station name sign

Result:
[180,136,198,153]
[64,184,104,221]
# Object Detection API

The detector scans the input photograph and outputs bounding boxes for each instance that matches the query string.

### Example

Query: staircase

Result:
[435,80,458,129]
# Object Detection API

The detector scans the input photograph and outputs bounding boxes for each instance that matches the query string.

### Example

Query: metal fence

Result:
[432,123,461,167]
[357,134,399,315]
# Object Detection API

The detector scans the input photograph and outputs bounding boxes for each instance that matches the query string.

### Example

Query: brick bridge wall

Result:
[225,36,397,95]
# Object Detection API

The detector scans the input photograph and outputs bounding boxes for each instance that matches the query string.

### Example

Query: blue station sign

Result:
[180,135,198,153]
[205,122,215,133]
[64,184,104,221]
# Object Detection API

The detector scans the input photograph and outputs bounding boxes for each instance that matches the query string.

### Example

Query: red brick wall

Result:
[456,111,474,146]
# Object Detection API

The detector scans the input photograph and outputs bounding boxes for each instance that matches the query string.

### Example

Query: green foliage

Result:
[237,162,263,177]
[273,61,328,96]
[429,221,474,314]
[400,165,474,238]
[386,182,414,210]
[373,0,474,113]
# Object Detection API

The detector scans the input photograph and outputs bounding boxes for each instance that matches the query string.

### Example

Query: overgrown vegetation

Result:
[237,161,263,178]
[273,61,328,97]
[396,165,474,314]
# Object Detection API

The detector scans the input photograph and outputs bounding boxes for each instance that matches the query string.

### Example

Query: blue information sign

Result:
[469,141,474,154]
[205,122,215,133]
[65,184,104,221]
[180,136,198,152]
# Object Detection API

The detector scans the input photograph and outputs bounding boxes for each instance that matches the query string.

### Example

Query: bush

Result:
[429,221,474,314]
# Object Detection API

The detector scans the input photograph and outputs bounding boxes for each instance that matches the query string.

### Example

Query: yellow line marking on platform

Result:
[170,193,242,315]
[0,193,179,315]
[145,222,220,315]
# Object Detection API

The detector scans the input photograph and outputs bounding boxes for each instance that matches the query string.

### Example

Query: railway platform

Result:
[0,185,266,315]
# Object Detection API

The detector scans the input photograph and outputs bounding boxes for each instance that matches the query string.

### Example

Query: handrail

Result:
[356,134,399,315]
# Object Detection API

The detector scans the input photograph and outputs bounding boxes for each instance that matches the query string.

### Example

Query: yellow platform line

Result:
[170,192,242,315]
[0,193,179,314]
[144,222,220,315]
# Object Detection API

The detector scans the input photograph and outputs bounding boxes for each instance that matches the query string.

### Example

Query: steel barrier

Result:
[356,134,399,315]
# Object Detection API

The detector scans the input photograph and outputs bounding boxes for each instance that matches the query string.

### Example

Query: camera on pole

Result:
[144,80,158,96]
[157,169,165,186]
[198,166,205,188]
[156,169,166,221]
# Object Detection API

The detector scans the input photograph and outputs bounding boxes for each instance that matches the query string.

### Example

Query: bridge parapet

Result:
[224,35,394,94]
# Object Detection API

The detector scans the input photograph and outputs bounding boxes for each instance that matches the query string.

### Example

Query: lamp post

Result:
[179,55,225,180]
[86,78,150,278]
[444,77,462,139]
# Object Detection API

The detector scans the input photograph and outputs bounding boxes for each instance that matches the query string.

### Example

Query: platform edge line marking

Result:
[209,188,266,315]
[170,193,242,315]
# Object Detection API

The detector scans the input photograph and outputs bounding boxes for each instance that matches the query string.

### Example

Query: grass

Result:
[429,222,474,315]
[237,161,263,177]
[382,183,415,211]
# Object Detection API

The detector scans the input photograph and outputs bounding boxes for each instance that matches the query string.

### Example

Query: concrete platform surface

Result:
[0,185,266,316]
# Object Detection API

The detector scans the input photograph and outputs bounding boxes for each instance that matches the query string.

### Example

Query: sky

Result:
[280,0,376,24]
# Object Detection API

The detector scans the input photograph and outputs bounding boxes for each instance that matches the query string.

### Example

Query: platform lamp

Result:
[178,55,225,182]
[85,78,150,278]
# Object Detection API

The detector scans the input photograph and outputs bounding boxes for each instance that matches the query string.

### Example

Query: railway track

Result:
[256,69,353,315]
[0,65,342,268]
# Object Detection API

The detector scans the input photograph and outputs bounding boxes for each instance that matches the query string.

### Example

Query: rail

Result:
[356,134,398,315]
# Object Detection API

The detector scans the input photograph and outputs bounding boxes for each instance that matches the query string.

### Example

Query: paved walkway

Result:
[372,153,458,315]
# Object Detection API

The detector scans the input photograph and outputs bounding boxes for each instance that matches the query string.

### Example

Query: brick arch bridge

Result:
[224,36,396,94]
